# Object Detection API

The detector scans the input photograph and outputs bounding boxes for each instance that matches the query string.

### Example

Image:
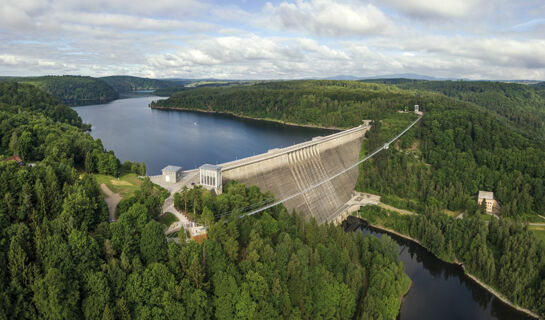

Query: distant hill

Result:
[15,75,119,105]
[387,80,545,139]
[321,74,442,81]
[100,75,176,93]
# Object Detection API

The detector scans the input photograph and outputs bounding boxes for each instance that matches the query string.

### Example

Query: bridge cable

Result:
[234,114,423,219]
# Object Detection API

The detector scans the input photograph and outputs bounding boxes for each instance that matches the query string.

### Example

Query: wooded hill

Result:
[100,76,176,93]
[368,79,545,140]
[0,81,411,319]
[15,76,120,105]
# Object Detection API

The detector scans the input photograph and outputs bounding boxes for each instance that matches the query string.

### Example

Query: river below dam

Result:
[74,95,535,320]
[354,222,535,320]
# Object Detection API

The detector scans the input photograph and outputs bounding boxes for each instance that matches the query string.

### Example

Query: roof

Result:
[162,165,182,172]
[478,191,494,200]
[2,155,24,166]
[200,164,222,171]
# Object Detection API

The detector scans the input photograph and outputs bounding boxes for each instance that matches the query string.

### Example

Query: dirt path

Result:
[377,202,416,215]
[100,184,122,222]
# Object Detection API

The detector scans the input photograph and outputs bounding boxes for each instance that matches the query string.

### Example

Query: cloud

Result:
[380,0,480,19]
[263,0,395,37]
[1,0,545,80]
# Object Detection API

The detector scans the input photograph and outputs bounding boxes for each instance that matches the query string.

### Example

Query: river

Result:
[356,224,535,320]
[74,95,535,320]
[73,95,333,175]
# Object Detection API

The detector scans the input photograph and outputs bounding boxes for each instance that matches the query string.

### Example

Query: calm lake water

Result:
[75,96,535,320]
[73,95,333,174]
[356,224,535,320]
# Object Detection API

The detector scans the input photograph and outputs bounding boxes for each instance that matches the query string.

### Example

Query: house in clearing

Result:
[478,191,499,214]
[2,155,24,167]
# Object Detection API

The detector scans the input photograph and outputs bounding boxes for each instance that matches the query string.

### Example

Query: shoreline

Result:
[149,105,346,131]
[355,216,542,320]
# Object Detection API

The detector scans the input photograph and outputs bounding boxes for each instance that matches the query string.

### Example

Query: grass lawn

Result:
[158,212,178,229]
[94,173,143,197]
[529,225,545,243]
[443,209,460,217]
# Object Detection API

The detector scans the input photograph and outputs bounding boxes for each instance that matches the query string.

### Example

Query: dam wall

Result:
[220,124,369,224]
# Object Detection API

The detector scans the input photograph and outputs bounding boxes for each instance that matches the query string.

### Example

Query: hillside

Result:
[372,80,545,140]
[152,80,422,128]
[15,75,119,105]
[100,75,175,93]
[0,81,83,127]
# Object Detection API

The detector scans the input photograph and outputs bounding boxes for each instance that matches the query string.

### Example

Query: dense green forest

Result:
[100,76,175,93]
[0,82,83,127]
[152,81,423,128]
[359,206,545,317]
[0,82,413,319]
[377,80,545,139]
[12,76,120,105]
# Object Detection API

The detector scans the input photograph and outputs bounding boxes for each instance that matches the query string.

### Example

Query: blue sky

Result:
[1,0,545,80]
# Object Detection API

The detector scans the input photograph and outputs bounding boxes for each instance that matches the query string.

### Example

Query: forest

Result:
[13,76,120,105]
[0,81,412,319]
[152,80,425,128]
[100,76,176,93]
[376,80,545,140]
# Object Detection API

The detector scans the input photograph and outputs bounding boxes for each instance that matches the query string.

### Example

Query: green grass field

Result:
[529,225,545,243]
[94,173,143,196]
[158,212,178,229]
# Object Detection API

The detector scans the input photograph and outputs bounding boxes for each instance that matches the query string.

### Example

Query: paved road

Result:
[100,184,122,222]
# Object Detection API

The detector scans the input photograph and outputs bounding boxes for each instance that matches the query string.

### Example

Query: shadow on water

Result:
[342,216,535,320]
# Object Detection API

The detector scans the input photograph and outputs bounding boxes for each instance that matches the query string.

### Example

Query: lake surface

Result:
[356,224,535,320]
[73,96,334,174]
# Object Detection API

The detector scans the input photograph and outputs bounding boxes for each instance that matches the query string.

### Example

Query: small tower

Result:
[414,105,420,113]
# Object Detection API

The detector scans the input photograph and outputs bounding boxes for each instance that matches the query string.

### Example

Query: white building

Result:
[414,105,420,113]
[478,191,499,214]
[162,165,182,183]
[199,164,222,194]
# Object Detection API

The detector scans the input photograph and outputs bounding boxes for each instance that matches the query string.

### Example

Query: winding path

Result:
[100,184,122,222]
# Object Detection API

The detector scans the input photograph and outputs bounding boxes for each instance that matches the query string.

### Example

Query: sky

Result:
[1,0,545,80]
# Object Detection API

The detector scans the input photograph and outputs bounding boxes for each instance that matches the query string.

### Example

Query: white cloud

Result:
[380,0,480,19]
[263,0,395,37]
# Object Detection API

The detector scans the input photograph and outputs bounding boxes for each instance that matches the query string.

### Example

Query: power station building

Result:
[199,164,222,194]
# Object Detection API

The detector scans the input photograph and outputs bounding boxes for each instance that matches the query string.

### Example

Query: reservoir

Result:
[74,95,333,175]
[74,95,535,320]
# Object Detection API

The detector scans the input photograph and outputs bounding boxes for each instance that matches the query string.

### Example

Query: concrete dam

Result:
[218,123,370,224]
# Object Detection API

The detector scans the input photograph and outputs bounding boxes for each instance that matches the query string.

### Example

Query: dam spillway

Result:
[219,123,370,224]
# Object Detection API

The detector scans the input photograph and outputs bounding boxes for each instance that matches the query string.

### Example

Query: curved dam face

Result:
[220,124,369,224]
